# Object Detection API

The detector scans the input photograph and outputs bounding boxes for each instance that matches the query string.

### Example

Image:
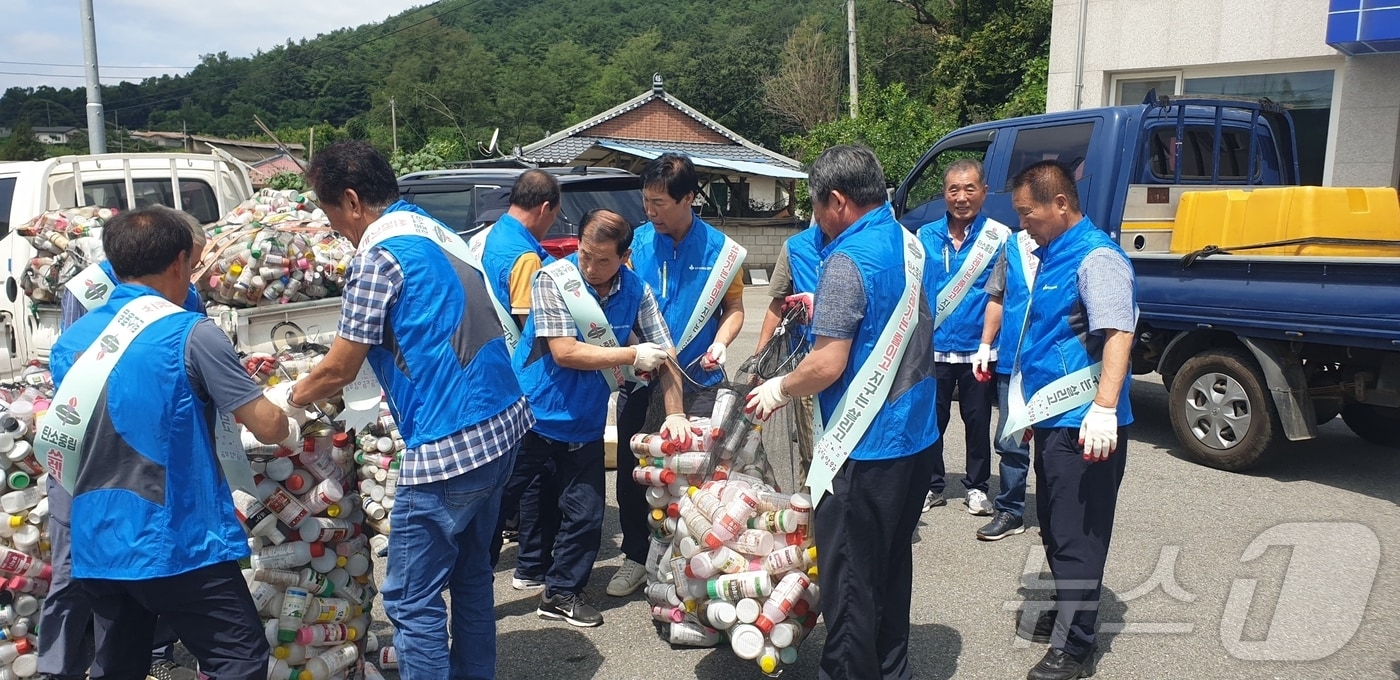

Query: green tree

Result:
[2,121,48,161]
[763,15,844,133]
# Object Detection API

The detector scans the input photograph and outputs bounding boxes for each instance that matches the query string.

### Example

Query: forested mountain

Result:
[0,0,1050,168]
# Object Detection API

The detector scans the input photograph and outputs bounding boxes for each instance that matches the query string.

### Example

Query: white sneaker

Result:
[965,489,993,516]
[606,559,648,597]
[511,576,544,590]
[921,490,946,513]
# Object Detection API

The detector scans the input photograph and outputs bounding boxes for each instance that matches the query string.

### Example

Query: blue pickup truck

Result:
[893,96,1400,471]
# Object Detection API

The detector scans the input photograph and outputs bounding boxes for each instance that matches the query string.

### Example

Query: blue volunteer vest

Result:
[816,206,940,461]
[51,283,246,579]
[1019,217,1135,429]
[480,213,552,316]
[996,234,1034,376]
[367,233,522,449]
[514,257,645,443]
[631,215,733,388]
[918,214,1004,354]
[786,227,822,346]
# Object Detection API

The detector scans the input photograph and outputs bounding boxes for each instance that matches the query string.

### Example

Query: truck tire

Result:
[1340,403,1400,448]
[1169,349,1279,471]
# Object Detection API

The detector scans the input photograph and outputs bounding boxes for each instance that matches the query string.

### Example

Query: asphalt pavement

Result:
[367,287,1400,679]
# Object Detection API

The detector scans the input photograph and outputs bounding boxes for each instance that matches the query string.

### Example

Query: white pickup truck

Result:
[0,151,256,377]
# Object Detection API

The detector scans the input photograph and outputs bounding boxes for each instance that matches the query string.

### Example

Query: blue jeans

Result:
[383,447,517,680]
[993,373,1032,518]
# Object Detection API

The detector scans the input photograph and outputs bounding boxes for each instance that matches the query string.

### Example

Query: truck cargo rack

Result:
[1143,95,1302,187]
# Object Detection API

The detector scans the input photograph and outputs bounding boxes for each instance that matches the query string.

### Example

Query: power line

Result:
[0,60,194,70]
[0,70,153,81]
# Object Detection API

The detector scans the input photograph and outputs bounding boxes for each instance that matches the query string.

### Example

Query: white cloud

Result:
[0,0,430,90]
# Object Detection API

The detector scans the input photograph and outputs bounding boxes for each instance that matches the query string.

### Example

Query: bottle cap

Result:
[754,615,775,634]
[332,433,350,447]
[278,629,296,643]
[6,516,20,528]
[759,654,778,674]
[308,542,326,558]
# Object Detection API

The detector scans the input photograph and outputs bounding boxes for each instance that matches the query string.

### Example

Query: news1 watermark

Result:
[1003,522,1381,661]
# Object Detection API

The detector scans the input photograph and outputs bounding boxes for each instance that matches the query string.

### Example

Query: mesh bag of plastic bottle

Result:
[736,303,814,491]
[18,207,112,304]
[195,189,356,309]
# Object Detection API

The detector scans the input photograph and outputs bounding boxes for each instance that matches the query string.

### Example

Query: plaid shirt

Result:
[340,245,533,486]
[531,267,673,346]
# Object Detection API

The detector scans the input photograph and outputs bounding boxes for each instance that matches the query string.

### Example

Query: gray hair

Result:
[944,158,986,187]
[808,145,886,208]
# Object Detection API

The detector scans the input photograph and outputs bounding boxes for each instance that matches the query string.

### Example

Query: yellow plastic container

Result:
[1168,186,1400,257]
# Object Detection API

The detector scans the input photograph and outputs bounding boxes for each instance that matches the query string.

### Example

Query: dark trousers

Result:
[1033,426,1127,661]
[815,447,935,680]
[927,361,995,494]
[490,442,561,575]
[38,481,180,680]
[83,561,268,680]
[511,434,607,595]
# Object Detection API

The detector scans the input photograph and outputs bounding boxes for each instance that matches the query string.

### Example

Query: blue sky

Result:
[1,0,430,91]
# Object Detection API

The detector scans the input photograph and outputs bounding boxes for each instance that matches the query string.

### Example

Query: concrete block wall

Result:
[712,222,806,283]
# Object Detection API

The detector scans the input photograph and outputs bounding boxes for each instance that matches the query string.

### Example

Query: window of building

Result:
[1006,122,1096,187]
[1116,76,1178,106]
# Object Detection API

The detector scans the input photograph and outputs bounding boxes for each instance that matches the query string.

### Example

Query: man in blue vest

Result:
[1005,161,1135,680]
[42,211,208,680]
[49,205,296,680]
[512,209,684,626]
[917,159,1010,519]
[747,145,938,680]
[753,223,823,485]
[609,153,747,598]
[279,141,532,680]
[472,170,564,590]
[972,227,1039,541]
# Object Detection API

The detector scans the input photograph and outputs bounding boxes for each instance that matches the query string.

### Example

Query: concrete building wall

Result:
[712,221,805,281]
[1048,0,1400,187]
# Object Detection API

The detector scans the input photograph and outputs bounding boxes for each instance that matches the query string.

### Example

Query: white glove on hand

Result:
[279,415,303,451]
[745,375,791,421]
[1079,403,1118,461]
[660,414,692,445]
[972,343,993,381]
[264,381,311,427]
[631,343,668,372]
[702,342,727,371]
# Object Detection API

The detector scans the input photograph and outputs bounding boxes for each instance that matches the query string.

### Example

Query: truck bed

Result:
[211,297,344,356]
[1131,253,1400,352]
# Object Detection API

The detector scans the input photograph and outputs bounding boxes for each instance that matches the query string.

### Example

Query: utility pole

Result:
[78,0,107,153]
[847,0,859,118]
[390,98,398,155]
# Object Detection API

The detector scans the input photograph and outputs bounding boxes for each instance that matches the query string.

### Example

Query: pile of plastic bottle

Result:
[18,207,112,304]
[198,189,356,308]
[631,387,819,676]
[0,363,59,678]
[352,406,402,539]
[241,423,399,680]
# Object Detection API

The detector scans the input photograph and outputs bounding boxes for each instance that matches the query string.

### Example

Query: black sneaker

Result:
[977,511,1026,541]
[501,529,520,544]
[1017,607,1057,644]
[538,591,604,627]
[1026,646,1096,680]
[148,659,199,680]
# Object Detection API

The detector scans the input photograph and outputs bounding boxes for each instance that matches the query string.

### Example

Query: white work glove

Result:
[631,342,668,372]
[701,342,727,371]
[264,381,312,427]
[1079,403,1119,461]
[972,343,993,382]
[745,375,791,421]
[660,414,693,446]
[279,415,303,451]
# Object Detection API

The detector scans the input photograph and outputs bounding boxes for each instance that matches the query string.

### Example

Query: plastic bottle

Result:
[0,487,41,514]
[736,425,763,466]
[689,547,745,579]
[300,642,358,680]
[298,516,355,544]
[668,621,720,647]
[703,490,759,549]
[735,597,761,624]
[251,541,323,570]
[277,587,310,643]
[707,388,739,440]
[283,469,313,494]
[330,433,354,470]
[263,456,294,482]
[789,493,812,526]
[630,433,679,457]
[726,529,774,556]
[728,623,766,660]
[655,452,708,474]
[748,509,797,534]
[0,547,47,579]
[769,619,804,648]
[377,646,398,669]
[697,599,738,630]
[296,622,353,646]
[256,478,311,529]
[305,596,357,623]
[762,545,815,575]
[644,582,681,607]
[688,485,725,519]
[706,571,773,602]
[232,489,283,543]
[755,572,811,633]
[631,466,674,486]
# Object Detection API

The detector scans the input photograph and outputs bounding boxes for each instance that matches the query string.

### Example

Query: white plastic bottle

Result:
[250,541,323,571]
[668,621,720,647]
[754,572,812,634]
[726,529,774,556]
[277,587,310,644]
[255,479,310,529]
[728,623,766,660]
[705,571,774,602]
[0,487,41,514]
